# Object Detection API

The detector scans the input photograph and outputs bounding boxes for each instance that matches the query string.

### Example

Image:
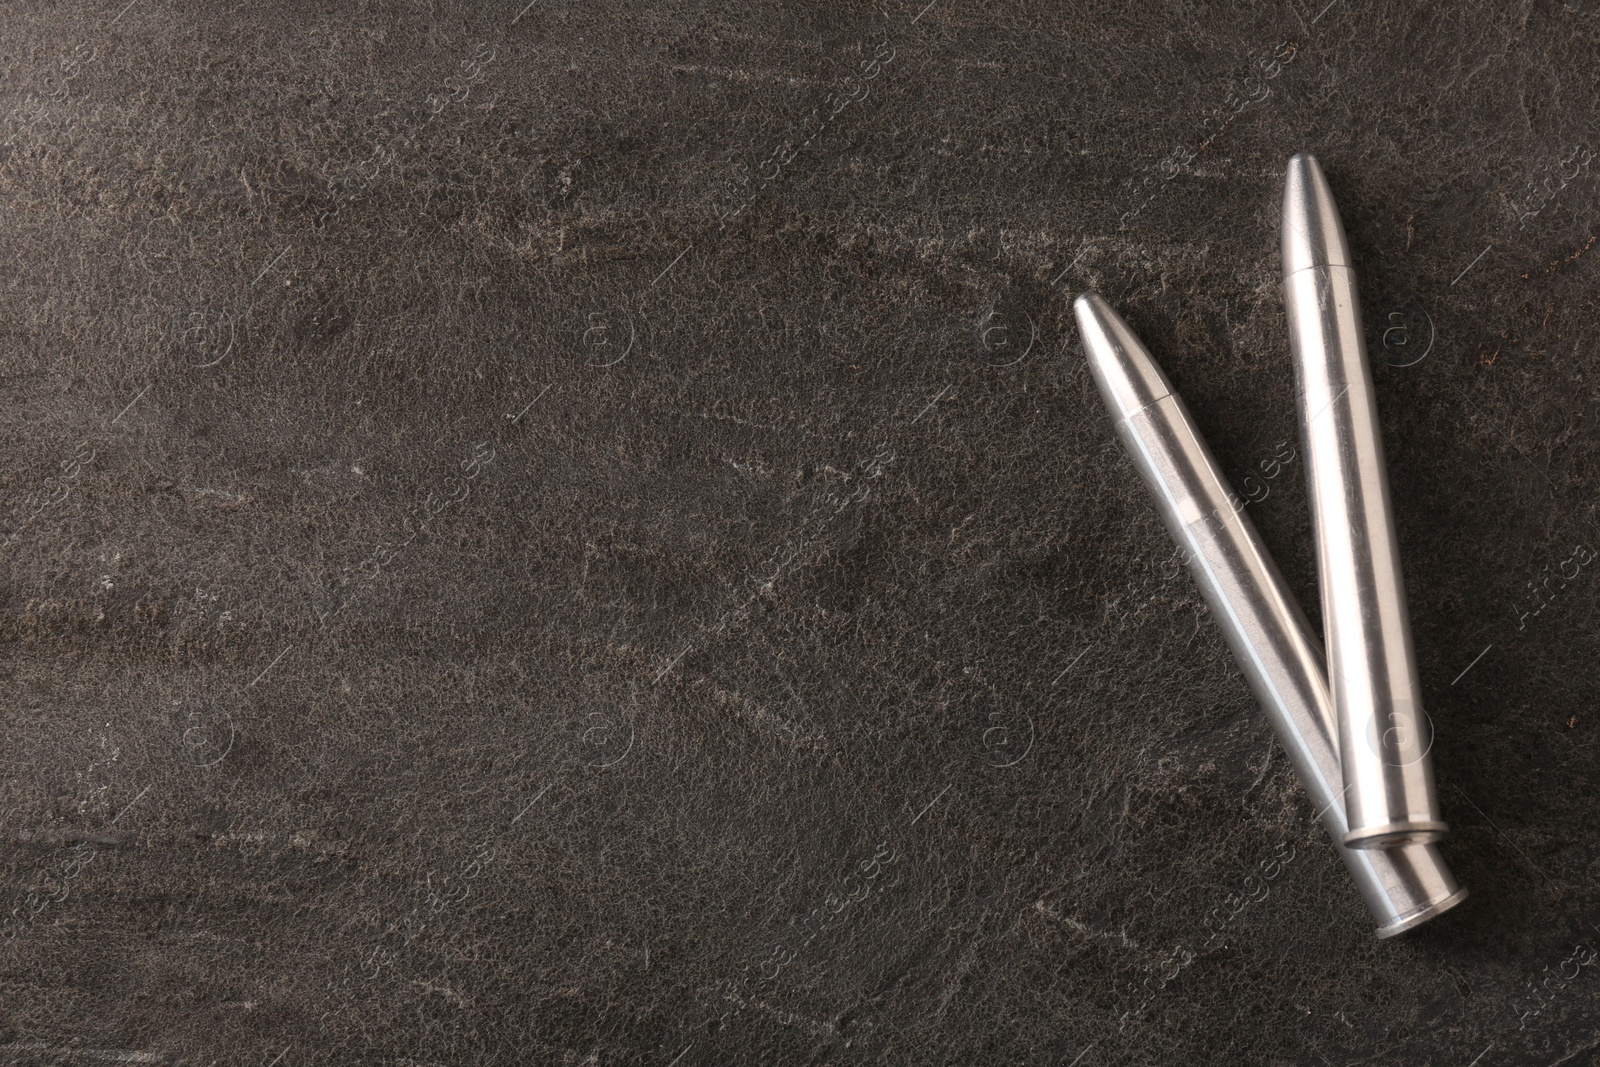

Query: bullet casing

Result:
[1075,292,1466,936]
[1282,154,1448,849]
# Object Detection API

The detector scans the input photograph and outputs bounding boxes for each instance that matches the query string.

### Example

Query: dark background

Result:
[2,1,1598,1064]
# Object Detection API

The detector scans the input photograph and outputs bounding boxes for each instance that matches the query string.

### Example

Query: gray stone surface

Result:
[2,1,1598,1064]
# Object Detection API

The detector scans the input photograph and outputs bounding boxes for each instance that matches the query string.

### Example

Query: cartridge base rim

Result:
[1342,821,1449,850]
[1375,887,1469,939]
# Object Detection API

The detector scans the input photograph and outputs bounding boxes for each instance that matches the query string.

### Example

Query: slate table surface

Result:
[2,2,1598,1064]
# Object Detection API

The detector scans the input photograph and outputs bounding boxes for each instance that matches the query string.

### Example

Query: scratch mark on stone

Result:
[911,783,951,824]
[654,645,692,683]
[1451,244,1493,286]
[248,645,293,688]
[111,785,150,825]
[111,384,152,425]
[251,248,289,286]
[1051,645,1092,686]
[650,244,694,288]
[511,783,552,824]
[911,384,951,424]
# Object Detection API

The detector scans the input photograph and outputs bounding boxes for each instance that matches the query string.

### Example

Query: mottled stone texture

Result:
[1,1,1598,1064]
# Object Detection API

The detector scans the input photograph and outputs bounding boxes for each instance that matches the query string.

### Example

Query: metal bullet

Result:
[1075,292,1466,937]
[1282,154,1448,849]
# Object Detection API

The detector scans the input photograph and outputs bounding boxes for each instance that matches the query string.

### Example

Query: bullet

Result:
[1075,292,1466,936]
[1281,154,1448,849]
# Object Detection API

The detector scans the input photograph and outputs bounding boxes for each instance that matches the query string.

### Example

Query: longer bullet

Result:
[1282,154,1447,849]
[1075,292,1466,936]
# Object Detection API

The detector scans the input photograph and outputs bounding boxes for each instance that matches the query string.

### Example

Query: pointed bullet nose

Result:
[1073,292,1173,420]
[1282,153,1352,276]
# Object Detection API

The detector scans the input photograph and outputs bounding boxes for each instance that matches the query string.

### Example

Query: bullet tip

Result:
[1282,152,1352,275]
[1073,291,1173,421]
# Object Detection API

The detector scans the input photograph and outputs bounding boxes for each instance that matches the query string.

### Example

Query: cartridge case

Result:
[1281,154,1447,849]
[1075,291,1465,936]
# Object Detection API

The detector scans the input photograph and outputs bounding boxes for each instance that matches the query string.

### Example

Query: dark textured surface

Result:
[2,2,1599,1064]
